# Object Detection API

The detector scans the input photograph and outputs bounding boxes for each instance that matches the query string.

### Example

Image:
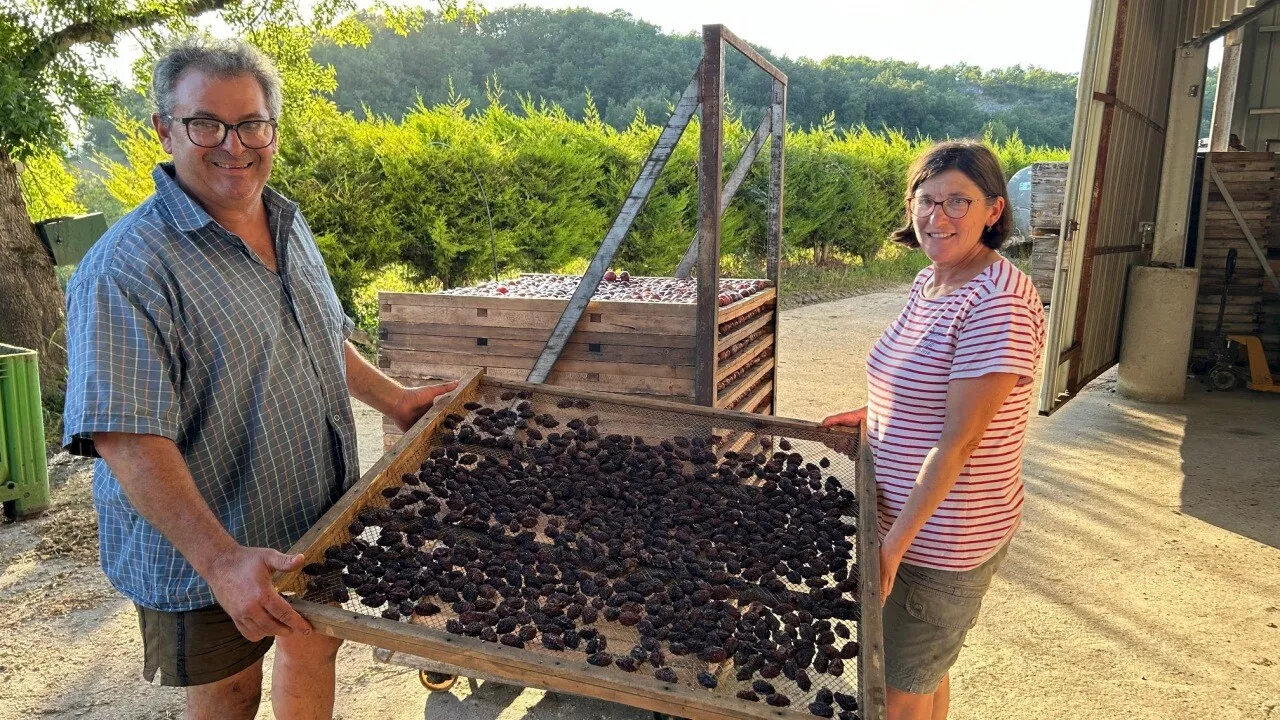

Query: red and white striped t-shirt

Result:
[866,257,1046,571]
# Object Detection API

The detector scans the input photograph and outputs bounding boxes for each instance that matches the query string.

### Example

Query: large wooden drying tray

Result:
[275,369,886,719]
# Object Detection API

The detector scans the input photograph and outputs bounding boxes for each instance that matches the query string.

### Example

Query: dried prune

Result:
[833,692,857,711]
[697,647,727,664]
[586,652,613,667]
[445,619,464,635]
[696,671,717,689]
[766,694,791,707]
[500,634,524,648]
[615,657,638,672]
[752,680,775,695]
[795,668,812,692]
[541,634,565,651]
[809,702,834,717]
[736,690,760,702]
[654,667,678,683]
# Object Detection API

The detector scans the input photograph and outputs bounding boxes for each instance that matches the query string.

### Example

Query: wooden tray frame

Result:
[275,369,885,720]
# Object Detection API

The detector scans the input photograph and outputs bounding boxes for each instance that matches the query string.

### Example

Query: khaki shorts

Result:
[135,603,273,687]
[882,541,1009,694]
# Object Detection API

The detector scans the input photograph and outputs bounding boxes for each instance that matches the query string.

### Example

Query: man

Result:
[62,39,455,719]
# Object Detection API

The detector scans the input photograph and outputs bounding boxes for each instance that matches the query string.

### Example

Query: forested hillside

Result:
[313,8,1079,147]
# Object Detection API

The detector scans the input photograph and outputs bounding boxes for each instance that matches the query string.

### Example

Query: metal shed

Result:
[1040,0,1280,414]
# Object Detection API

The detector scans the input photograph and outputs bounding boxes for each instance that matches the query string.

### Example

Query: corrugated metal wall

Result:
[1181,0,1270,44]
[1240,5,1280,148]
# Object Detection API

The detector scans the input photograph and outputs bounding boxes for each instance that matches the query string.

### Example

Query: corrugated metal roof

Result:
[1181,0,1277,44]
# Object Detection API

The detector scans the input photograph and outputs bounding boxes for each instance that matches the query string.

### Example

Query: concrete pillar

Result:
[1152,43,1210,266]
[1117,266,1200,402]
[1209,28,1245,151]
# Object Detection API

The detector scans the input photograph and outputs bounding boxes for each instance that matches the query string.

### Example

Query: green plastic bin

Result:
[0,344,50,519]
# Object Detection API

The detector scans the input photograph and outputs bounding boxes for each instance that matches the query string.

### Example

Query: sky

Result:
[469,0,1096,73]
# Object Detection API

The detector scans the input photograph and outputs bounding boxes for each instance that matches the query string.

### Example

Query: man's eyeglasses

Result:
[170,116,277,149]
[907,195,996,219]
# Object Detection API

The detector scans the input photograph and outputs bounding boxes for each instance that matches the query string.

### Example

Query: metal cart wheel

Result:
[419,670,457,692]
[1208,365,1240,392]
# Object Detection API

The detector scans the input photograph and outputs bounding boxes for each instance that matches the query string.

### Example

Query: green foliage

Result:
[313,8,1079,147]
[17,149,85,222]
[93,87,1065,328]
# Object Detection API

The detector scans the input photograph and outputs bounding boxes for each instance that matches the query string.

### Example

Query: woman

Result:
[823,141,1046,720]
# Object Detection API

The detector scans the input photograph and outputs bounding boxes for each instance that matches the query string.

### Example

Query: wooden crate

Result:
[1029,233,1060,304]
[1192,153,1279,367]
[1029,162,1068,233]
[276,370,885,720]
[378,275,778,450]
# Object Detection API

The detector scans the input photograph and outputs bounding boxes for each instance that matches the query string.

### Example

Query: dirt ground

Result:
[2,286,1278,719]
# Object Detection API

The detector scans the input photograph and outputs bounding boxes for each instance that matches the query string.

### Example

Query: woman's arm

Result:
[878,372,1021,600]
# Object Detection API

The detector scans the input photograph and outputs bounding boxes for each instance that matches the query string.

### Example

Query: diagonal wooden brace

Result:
[674,111,773,278]
[526,68,702,384]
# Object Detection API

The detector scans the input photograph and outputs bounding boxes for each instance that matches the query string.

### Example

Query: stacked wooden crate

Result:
[1028,162,1068,304]
[377,275,777,449]
[1193,152,1278,368]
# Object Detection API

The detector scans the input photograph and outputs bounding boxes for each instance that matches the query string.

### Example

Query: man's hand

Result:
[387,380,459,432]
[206,546,313,642]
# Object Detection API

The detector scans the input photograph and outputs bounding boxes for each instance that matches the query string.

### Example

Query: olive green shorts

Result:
[881,541,1010,695]
[135,603,273,687]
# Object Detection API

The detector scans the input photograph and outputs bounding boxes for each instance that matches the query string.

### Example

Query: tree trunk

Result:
[0,148,68,394]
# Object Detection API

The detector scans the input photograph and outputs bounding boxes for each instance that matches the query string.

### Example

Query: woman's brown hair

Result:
[889,140,1012,250]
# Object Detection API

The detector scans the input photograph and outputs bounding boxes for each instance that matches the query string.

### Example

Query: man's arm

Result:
[344,342,457,431]
[93,432,312,642]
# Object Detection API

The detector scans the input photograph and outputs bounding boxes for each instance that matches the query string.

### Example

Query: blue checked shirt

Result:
[63,163,360,612]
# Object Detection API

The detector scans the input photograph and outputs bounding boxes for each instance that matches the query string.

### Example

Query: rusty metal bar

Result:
[717,25,788,84]
[527,69,702,384]
[696,26,725,407]
[674,110,772,278]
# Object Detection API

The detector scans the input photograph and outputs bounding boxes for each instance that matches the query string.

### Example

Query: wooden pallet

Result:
[276,370,885,720]
[378,277,778,450]
[1193,153,1278,366]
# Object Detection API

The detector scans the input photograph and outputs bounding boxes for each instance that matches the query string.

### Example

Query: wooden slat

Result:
[383,305,694,335]
[273,369,484,595]
[716,360,774,408]
[715,288,776,325]
[380,291,697,318]
[380,322,696,349]
[382,334,695,366]
[727,377,772,414]
[387,360,696,396]
[287,600,783,720]
[381,348,696,380]
[717,334,775,384]
[717,312,774,353]
[857,422,887,720]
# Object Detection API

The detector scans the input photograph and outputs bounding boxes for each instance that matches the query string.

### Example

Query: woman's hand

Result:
[819,407,865,455]
[820,407,866,428]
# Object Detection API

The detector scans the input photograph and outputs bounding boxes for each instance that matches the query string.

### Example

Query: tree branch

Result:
[25,0,234,74]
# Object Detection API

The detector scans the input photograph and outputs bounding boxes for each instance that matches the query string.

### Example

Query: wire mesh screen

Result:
[298,380,864,718]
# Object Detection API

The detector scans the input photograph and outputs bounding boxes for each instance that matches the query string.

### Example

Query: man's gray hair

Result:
[152,38,284,121]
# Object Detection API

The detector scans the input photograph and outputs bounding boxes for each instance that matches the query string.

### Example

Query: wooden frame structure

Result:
[276,369,886,719]
[528,24,787,412]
